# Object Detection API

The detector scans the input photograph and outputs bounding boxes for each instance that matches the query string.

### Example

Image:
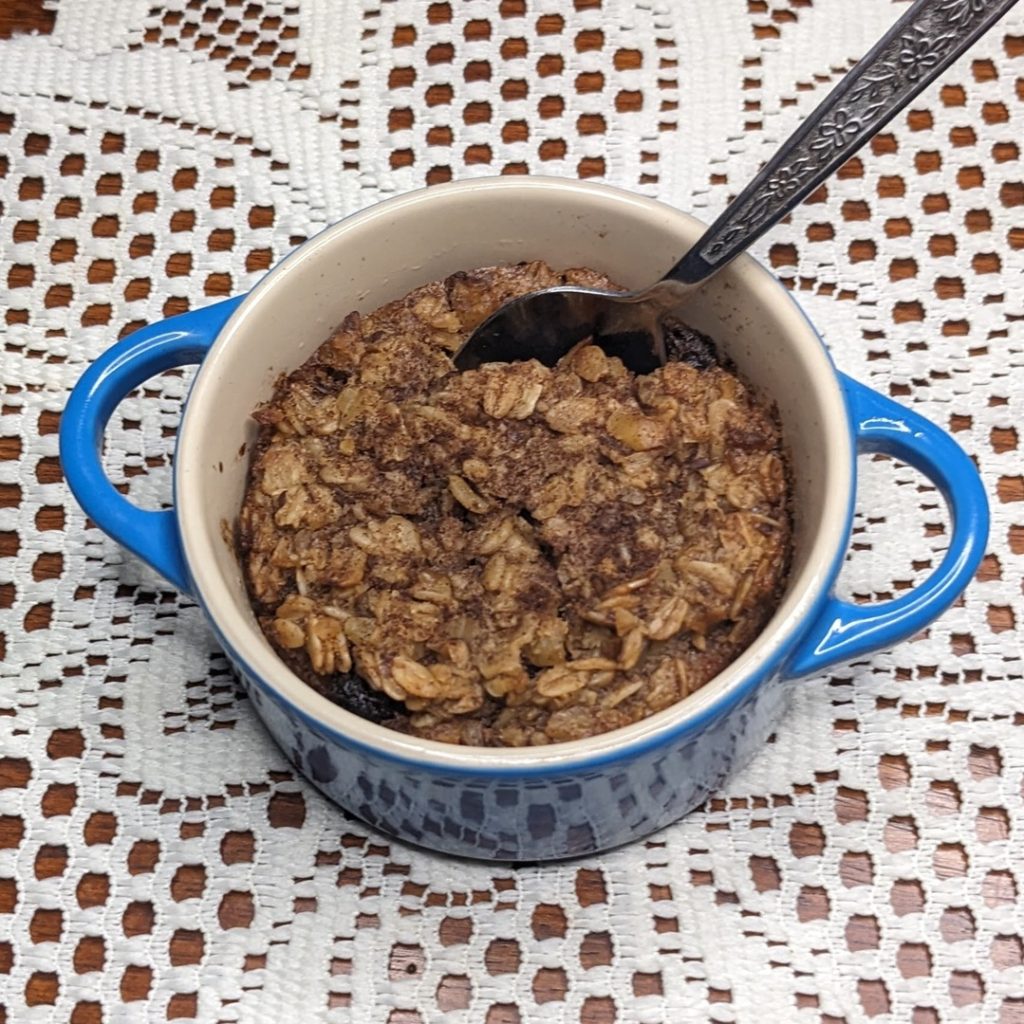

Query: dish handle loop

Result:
[785,373,989,679]
[59,297,245,596]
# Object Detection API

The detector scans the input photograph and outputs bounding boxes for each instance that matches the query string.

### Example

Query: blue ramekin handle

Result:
[59,297,245,596]
[785,373,990,679]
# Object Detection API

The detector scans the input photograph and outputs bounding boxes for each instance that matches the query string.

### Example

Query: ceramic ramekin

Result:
[60,177,989,860]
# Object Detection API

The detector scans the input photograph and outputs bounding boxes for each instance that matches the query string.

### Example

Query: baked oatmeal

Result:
[237,262,791,747]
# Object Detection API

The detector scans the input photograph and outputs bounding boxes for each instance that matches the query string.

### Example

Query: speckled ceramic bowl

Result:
[61,177,988,860]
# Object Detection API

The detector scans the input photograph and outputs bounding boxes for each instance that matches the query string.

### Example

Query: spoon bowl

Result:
[454,279,696,374]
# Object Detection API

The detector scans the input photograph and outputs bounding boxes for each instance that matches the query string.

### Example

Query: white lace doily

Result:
[1,2,1022,1021]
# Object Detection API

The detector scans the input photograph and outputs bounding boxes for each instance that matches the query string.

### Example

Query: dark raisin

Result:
[663,320,718,369]
[325,671,405,724]
[306,364,350,395]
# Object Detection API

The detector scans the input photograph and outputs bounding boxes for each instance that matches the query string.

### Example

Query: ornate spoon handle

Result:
[669,0,1021,284]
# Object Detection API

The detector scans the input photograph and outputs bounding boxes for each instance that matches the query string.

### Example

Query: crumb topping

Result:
[238,261,791,746]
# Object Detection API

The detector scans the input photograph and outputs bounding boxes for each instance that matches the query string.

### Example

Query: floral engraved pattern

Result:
[899,26,957,82]
[737,158,813,232]
[810,108,863,152]
[699,0,1008,266]
[939,0,991,28]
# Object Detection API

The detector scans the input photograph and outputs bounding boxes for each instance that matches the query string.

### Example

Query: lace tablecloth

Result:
[2,1,1023,1021]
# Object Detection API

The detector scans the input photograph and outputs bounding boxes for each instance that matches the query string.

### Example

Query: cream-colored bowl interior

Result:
[178,177,852,769]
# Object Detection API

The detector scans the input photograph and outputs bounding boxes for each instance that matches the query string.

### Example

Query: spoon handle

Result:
[668,0,1020,285]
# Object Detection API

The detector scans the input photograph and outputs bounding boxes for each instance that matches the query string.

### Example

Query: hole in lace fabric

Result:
[834,452,952,607]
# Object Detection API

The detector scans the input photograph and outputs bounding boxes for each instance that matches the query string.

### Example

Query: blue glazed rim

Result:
[60,177,990,780]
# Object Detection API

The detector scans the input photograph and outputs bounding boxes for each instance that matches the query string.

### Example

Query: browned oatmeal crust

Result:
[238,261,791,746]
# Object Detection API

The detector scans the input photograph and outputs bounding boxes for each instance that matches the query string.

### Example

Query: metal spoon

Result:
[454,0,1019,374]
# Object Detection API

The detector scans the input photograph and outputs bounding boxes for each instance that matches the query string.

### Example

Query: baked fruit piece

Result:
[238,261,791,746]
